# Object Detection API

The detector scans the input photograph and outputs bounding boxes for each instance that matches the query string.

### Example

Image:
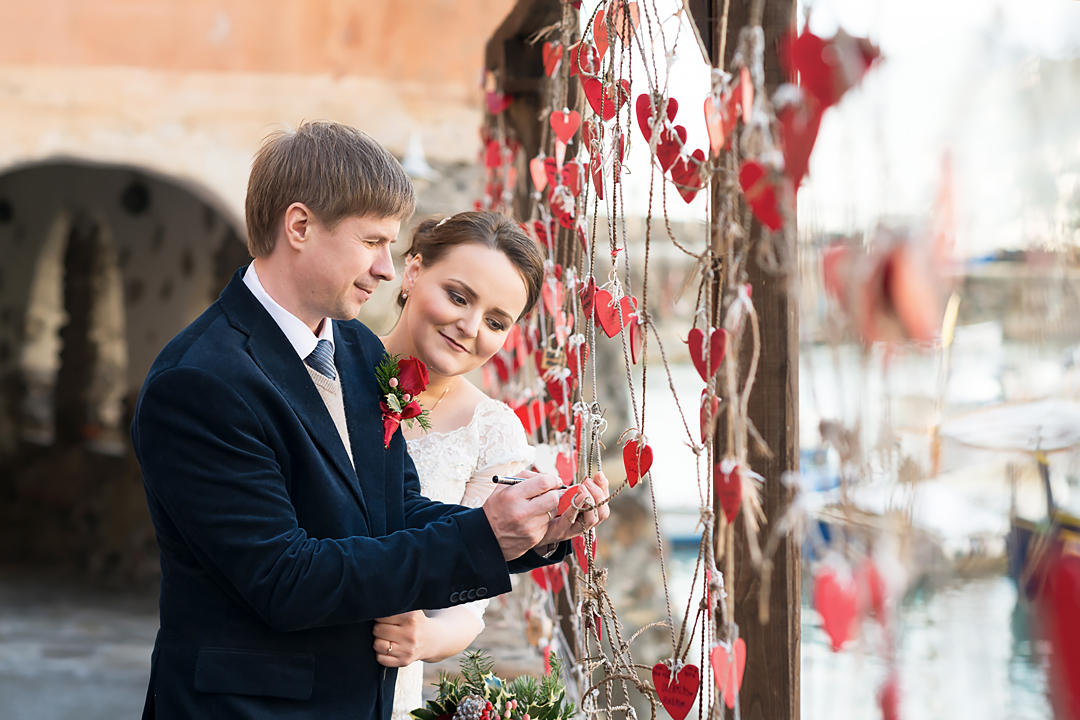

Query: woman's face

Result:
[400,242,529,379]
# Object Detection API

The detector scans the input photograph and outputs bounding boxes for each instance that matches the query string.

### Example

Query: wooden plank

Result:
[709,1,800,719]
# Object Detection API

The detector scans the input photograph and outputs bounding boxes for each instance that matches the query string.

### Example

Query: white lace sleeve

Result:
[459,399,536,508]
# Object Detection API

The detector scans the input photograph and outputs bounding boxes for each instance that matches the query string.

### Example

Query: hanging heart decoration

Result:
[541,278,564,316]
[550,109,581,144]
[530,156,548,193]
[485,91,512,115]
[513,398,544,435]
[714,457,741,522]
[687,327,727,381]
[856,556,889,620]
[610,0,640,43]
[579,275,598,317]
[813,566,859,651]
[781,28,880,110]
[583,77,631,122]
[622,437,653,488]
[777,95,825,189]
[699,389,719,443]
[629,313,644,364]
[568,41,600,77]
[572,534,596,570]
[592,289,619,337]
[530,564,566,595]
[651,662,700,720]
[562,158,584,198]
[636,93,678,142]
[703,90,739,157]
[670,150,706,203]
[710,638,746,709]
[542,41,563,77]
[592,6,610,57]
[589,154,605,200]
[738,160,783,230]
[655,125,687,173]
[557,483,587,516]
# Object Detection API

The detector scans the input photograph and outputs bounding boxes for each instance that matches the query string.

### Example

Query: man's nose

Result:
[373,244,395,282]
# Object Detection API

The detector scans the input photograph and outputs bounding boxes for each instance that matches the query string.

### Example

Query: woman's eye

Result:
[487,319,506,332]
[448,291,466,305]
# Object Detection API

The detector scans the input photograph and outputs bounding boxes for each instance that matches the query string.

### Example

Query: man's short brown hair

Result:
[245,121,416,257]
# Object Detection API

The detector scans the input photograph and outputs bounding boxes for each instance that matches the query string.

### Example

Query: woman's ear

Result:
[402,254,423,295]
[283,202,312,250]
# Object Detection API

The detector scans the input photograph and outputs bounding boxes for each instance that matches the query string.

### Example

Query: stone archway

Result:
[0,160,248,583]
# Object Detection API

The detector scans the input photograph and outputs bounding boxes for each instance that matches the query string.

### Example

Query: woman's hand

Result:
[372,610,430,668]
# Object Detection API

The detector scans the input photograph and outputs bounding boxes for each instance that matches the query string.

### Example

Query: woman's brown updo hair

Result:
[398,211,544,319]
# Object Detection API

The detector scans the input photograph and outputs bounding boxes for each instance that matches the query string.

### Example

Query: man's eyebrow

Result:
[449,278,514,322]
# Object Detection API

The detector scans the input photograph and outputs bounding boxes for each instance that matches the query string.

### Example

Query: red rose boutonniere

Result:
[375,353,432,448]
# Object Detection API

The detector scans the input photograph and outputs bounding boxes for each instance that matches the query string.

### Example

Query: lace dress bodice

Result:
[391,397,533,719]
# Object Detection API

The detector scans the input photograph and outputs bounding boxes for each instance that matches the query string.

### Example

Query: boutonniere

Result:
[375,353,432,448]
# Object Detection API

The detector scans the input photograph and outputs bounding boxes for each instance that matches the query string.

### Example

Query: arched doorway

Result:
[0,161,248,582]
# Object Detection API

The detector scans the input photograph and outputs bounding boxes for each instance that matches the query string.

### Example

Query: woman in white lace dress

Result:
[374,212,550,719]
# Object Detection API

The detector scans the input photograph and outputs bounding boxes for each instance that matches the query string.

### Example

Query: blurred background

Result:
[0,0,1078,718]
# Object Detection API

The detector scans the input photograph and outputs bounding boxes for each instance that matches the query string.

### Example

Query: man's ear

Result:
[402,254,423,293]
[283,202,313,250]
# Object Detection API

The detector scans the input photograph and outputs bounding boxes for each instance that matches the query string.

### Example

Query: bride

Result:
[374,211,608,718]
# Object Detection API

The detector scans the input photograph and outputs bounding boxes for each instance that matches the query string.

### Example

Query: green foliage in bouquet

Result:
[410,649,576,720]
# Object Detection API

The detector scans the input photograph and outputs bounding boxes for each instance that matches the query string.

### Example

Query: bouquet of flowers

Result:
[375,353,432,447]
[410,649,575,720]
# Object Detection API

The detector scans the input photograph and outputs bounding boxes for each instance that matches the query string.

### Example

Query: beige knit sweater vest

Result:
[305,365,354,466]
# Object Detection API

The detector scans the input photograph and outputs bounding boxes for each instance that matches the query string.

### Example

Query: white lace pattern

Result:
[390,397,533,719]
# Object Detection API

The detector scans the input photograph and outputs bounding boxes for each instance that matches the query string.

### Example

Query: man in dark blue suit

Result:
[131,121,605,718]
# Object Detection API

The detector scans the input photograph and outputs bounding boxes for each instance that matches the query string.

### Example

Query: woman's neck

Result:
[380,327,456,406]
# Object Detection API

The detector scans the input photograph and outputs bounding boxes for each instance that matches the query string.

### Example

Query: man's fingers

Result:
[515,473,565,499]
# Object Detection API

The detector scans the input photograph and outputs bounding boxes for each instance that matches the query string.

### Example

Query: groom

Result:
[132,121,605,718]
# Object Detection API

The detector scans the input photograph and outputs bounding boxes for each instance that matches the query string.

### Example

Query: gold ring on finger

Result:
[387,641,393,655]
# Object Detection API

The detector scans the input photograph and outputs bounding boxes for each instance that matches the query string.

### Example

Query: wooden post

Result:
[695,1,801,718]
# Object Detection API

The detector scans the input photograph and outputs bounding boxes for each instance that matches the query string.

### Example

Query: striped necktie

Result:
[305,339,337,380]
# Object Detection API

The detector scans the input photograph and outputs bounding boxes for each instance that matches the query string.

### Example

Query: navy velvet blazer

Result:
[132,269,566,719]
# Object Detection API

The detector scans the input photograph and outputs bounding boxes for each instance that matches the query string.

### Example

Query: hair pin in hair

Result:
[435,216,449,228]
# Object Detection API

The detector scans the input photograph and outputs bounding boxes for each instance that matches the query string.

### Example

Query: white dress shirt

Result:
[242,263,334,357]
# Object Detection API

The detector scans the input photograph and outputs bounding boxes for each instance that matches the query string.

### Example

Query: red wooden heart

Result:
[530,565,566,595]
[704,94,738,157]
[778,97,824,189]
[550,109,581,144]
[483,139,502,168]
[1041,552,1080,718]
[514,399,544,435]
[568,41,600,78]
[781,29,880,109]
[489,354,509,384]
[579,276,598,317]
[589,153,605,200]
[547,400,568,432]
[714,457,741,522]
[583,77,630,122]
[593,289,620,337]
[687,327,727,381]
[533,218,553,252]
[670,149,706,203]
[485,91,512,115]
[572,534,596,570]
[592,7,610,58]
[813,566,859,651]
[542,278,563,316]
[622,438,653,488]
[562,158,583,198]
[610,1,640,42]
[856,557,888,620]
[738,160,783,231]
[636,94,678,142]
[557,483,585,515]
[710,638,746,709]
[542,41,563,77]
[542,156,559,190]
[629,313,644,364]
[651,663,699,720]
[530,156,548,192]
[655,125,687,173]
[699,389,719,443]
[582,116,604,153]
[739,66,754,123]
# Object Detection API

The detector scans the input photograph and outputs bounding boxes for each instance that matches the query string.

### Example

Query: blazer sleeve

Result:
[133,366,512,632]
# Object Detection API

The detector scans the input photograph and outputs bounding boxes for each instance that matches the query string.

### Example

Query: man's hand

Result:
[482,471,564,561]
[372,610,429,668]
[536,471,612,547]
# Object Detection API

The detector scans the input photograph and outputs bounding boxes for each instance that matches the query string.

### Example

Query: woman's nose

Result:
[457,311,481,338]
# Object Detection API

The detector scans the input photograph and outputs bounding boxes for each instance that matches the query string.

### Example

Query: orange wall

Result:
[0,0,513,86]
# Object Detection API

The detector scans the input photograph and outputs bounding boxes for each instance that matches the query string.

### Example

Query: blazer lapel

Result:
[335,324,387,537]
[218,271,372,527]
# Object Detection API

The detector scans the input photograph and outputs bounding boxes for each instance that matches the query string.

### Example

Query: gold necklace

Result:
[427,383,451,413]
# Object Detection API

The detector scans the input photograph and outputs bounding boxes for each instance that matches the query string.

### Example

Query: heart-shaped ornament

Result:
[583,77,630,122]
[530,565,566,595]
[651,663,699,720]
[483,140,502,168]
[562,159,583,198]
[485,91,512,115]
[572,534,596,570]
[670,149,706,203]
[655,125,687,173]
[699,389,719,443]
[557,483,586,515]
[704,94,737,157]
[550,109,581,144]
[568,41,600,78]
[589,153,605,200]
[542,278,564,315]
[610,0,640,42]
[579,276,598,317]
[687,327,727,381]
[738,161,783,231]
[636,94,678,142]
[592,289,619,337]
[530,156,548,193]
[592,7,610,57]
[813,566,859,651]
[629,313,644,364]
[714,457,741,522]
[710,638,746,709]
[582,116,604,153]
[542,41,563,77]
[622,437,653,488]
[778,96,824,190]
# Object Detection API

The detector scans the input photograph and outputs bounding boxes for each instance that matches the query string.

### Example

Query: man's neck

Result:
[251,257,322,334]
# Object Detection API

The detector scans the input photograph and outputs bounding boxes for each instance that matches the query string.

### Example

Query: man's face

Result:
[298,213,401,321]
